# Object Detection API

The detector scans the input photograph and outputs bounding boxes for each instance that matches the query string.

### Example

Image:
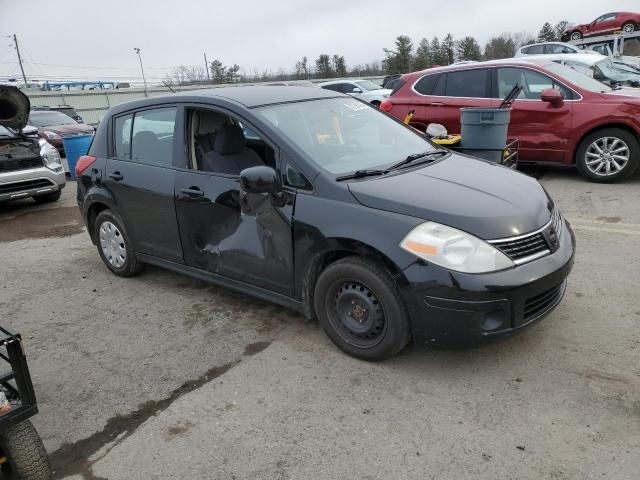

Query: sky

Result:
[1,0,638,85]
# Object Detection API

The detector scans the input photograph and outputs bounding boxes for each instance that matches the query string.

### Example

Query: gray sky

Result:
[1,0,638,84]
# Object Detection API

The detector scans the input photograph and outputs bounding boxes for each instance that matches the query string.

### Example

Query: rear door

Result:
[425,68,494,134]
[494,67,574,162]
[106,106,183,262]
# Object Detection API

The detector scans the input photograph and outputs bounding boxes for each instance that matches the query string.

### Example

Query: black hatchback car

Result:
[76,86,575,361]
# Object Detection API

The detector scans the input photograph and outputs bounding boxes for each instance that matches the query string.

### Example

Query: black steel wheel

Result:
[0,420,51,480]
[314,256,410,361]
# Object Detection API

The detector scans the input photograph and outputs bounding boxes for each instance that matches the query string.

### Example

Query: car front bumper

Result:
[0,166,66,202]
[400,217,576,347]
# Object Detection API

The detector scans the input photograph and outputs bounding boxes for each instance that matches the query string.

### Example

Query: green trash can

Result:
[459,108,511,163]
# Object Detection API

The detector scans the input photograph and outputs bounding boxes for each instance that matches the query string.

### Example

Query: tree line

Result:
[167,20,574,85]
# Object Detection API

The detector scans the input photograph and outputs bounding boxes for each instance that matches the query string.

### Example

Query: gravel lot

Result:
[0,167,638,480]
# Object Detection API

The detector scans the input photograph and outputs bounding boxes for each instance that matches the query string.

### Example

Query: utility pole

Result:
[133,47,148,97]
[203,53,210,82]
[13,34,28,86]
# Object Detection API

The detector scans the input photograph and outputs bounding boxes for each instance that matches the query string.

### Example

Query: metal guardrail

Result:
[24,76,385,125]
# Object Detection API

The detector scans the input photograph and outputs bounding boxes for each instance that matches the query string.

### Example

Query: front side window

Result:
[595,13,615,23]
[445,69,489,98]
[130,107,177,166]
[497,67,573,100]
[341,83,360,94]
[257,98,438,175]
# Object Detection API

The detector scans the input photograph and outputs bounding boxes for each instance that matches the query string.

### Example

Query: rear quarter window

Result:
[413,74,442,95]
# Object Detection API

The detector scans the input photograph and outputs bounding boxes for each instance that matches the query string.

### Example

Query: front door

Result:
[174,107,295,296]
[495,67,573,162]
[106,106,183,262]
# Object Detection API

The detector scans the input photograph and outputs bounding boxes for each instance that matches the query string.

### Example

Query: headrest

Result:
[214,125,245,155]
[197,111,229,135]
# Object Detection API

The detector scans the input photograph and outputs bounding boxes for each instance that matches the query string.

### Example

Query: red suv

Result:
[382,58,640,182]
[563,12,640,41]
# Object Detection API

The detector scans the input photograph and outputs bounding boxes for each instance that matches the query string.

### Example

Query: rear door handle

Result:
[180,187,204,198]
[430,102,444,106]
[108,172,123,181]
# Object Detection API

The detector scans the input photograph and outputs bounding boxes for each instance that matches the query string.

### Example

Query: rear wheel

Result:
[622,22,636,34]
[0,420,51,480]
[576,128,639,183]
[314,257,410,361]
[33,190,61,204]
[570,31,582,40]
[94,210,143,277]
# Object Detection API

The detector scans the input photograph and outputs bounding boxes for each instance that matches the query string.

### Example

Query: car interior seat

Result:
[131,131,168,165]
[201,125,264,175]
[193,111,231,165]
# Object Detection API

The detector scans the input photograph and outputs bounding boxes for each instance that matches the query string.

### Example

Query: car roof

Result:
[520,41,575,48]
[520,53,607,66]
[318,80,355,86]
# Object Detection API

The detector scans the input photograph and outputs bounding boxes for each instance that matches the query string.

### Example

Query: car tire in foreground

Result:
[314,256,410,361]
[576,128,639,183]
[33,190,61,204]
[0,420,51,480]
[94,210,143,277]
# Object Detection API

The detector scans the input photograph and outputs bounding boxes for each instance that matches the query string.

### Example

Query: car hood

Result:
[603,87,640,99]
[347,154,553,240]
[0,85,30,130]
[39,123,94,135]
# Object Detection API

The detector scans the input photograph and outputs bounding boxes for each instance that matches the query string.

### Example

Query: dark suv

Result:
[76,86,575,360]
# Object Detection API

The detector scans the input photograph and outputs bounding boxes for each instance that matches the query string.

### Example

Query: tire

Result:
[94,210,143,277]
[33,190,61,204]
[575,128,640,183]
[570,31,582,40]
[622,22,636,34]
[0,420,51,480]
[314,256,410,361]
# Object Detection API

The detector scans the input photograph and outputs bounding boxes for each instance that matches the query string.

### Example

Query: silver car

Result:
[0,86,66,203]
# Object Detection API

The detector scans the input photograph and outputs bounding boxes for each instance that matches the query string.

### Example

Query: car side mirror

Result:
[240,166,281,194]
[22,125,38,136]
[352,87,362,93]
[540,88,564,107]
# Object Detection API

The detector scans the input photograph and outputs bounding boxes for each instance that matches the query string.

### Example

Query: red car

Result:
[381,58,640,182]
[27,110,94,156]
[563,12,640,40]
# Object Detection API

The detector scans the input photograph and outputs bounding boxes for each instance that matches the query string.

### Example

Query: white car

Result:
[515,42,598,56]
[318,80,392,106]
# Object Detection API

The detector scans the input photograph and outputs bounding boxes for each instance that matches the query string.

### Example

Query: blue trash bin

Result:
[459,108,511,162]
[62,134,94,179]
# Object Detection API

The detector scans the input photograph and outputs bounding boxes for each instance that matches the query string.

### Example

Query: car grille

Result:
[524,281,566,322]
[0,157,43,173]
[490,210,564,265]
[0,178,54,195]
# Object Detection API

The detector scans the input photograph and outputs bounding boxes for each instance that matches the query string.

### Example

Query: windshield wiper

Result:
[384,150,449,172]
[336,169,386,181]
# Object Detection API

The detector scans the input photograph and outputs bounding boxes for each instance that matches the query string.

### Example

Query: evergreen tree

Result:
[413,38,431,71]
[430,37,443,65]
[456,36,482,62]
[484,35,516,60]
[315,54,332,78]
[210,60,226,84]
[441,33,456,65]
[383,35,414,73]
[537,22,556,42]
[332,55,347,77]
[295,56,309,79]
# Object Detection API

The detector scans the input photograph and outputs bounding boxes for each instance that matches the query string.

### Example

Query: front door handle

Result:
[108,172,123,181]
[430,102,444,106]
[180,187,204,198]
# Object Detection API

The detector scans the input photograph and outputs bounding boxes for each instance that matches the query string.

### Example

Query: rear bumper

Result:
[0,167,66,202]
[401,218,575,347]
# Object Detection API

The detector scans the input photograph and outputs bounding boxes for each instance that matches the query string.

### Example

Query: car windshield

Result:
[29,111,77,127]
[542,61,613,93]
[257,98,437,175]
[593,59,639,82]
[355,80,383,91]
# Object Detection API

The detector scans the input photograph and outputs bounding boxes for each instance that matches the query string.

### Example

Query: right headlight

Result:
[39,139,63,171]
[400,222,514,273]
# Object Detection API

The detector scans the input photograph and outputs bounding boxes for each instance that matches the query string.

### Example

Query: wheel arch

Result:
[571,123,639,164]
[300,238,408,319]
[82,189,118,244]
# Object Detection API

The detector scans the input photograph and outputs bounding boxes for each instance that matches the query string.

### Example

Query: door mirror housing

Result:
[352,87,362,93]
[240,166,281,194]
[541,88,564,107]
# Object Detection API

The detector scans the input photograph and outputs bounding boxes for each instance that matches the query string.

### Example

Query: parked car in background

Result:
[516,42,598,56]
[382,58,640,182]
[563,12,640,40]
[264,80,319,88]
[318,80,392,106]
[32,104,84,123]
[382,74,401,88]
[540,53,640,87]
[76,85,574,360]
[28,110,94,156]
[0,86,66,203]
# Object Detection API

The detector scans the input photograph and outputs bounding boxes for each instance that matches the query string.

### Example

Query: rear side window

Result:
[414,74,442,95]
[130,107,177,166]
[445,69,489,98]
[114,114,133,159]
[523,45,544,54]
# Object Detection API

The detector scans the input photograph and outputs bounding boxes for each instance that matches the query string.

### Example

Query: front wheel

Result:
[570,31,582,40]
[622,22,636,34]
[0,420,51,480]
[314,257,410,361]
[576,128,639,183]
